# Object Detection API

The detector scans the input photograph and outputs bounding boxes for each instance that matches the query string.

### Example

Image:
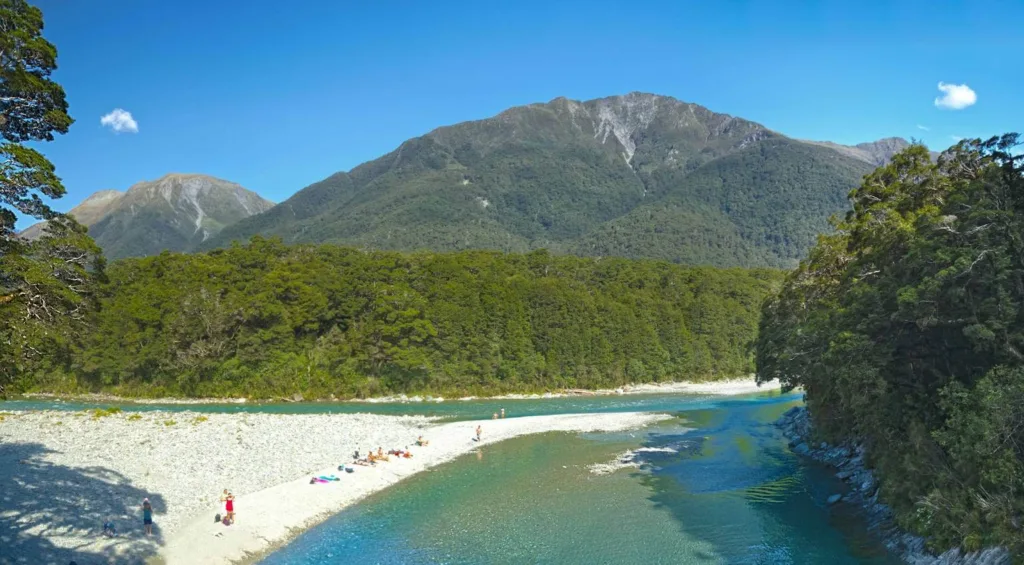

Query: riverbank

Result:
[777,406,1010,565]
[0,409,669,564]
[14,376,781,406]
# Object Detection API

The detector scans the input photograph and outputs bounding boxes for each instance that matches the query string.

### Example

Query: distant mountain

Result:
[22,174,274,260]
[19,189,124,240]
[804,137,913,167]
[201,92,906,267]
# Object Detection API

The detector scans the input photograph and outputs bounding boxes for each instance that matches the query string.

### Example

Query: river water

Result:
[2,391,901,563]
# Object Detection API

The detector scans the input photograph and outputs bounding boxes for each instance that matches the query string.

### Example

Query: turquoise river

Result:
[3,391,901,564]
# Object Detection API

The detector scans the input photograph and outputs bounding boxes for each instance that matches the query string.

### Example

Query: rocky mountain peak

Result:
[19,174,273,259]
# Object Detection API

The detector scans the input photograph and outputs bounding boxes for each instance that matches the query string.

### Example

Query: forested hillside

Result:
[755,135,1024,555]
[20,239,781,399]
[203,93,879,268]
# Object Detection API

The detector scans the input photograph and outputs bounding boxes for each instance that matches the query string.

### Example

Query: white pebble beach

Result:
[0,409,671,565]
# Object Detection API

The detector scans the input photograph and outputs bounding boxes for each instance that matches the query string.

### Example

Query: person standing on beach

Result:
[225,491,235,524]
[141,498,153,536]
[475,425,482,441]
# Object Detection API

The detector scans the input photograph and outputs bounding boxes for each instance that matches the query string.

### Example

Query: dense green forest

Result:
[16,239,780,399]
[755,135,1024,554]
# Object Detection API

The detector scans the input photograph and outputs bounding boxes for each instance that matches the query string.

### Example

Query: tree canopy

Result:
[0,0,73,236]
[19,239,782,399]
[0,0,102,397]
[755,135,1024,555]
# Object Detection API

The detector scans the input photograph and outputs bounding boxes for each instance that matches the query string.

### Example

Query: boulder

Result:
[827,494,842,505]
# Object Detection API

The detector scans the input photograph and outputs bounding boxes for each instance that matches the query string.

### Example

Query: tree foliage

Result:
[15,240,783,399]
[0,0,103,397]
[0,0,73,238]
[755,135,1024,554]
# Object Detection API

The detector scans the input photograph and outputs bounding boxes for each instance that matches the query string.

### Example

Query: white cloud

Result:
[934,82,977,110]
[916,124,930,131]
[100,108,139,133]
[950,135,964,142]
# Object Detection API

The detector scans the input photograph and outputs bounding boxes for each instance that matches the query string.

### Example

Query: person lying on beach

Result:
[416,435,429,446]
[402,446,413,458]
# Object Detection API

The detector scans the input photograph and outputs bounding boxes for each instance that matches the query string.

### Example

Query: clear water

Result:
[261,393,901,564]
[0,391,783,422]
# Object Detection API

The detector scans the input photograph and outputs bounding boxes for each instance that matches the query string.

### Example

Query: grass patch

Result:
[163,419,177,426]
[127,413,143,421]
[91,407,123,419]
[192,415,208,425]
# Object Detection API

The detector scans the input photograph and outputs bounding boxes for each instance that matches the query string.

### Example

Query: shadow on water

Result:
[0,442,165,565]
[633,396,901,564]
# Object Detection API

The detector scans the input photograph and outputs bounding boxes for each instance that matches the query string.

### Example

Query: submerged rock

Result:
[827,494,842,505]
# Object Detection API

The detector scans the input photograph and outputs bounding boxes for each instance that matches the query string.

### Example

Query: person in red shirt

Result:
[221,489,235,524]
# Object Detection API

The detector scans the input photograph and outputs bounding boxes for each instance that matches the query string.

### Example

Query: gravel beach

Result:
[0,409,668,565]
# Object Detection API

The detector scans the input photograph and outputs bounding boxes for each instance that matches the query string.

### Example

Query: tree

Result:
[755,135,1024,554]
[0,0,73,240]
[0,0,85,397]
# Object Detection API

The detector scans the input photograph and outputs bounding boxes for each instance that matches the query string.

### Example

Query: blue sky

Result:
[20,0,1022,228]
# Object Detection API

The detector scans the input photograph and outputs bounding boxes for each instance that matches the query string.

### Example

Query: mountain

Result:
[803,137,912,167]
[22,174,274,260]
[202,92,894,267]
[18,189,125,240]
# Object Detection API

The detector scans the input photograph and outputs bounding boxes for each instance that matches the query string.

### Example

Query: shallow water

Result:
[261,393,901,564]
[0,390,780,421]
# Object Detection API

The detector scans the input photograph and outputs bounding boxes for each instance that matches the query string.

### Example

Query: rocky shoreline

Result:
[13,376,780,406]
[777,406,1010,565]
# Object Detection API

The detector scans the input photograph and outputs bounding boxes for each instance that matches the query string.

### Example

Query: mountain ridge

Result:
[204,92,902,268]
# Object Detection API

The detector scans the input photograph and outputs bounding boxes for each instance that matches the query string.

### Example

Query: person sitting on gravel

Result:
[102,520,116,537]
[402,446,413,458]
[376,447,390,462]
[416,436,429,446]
